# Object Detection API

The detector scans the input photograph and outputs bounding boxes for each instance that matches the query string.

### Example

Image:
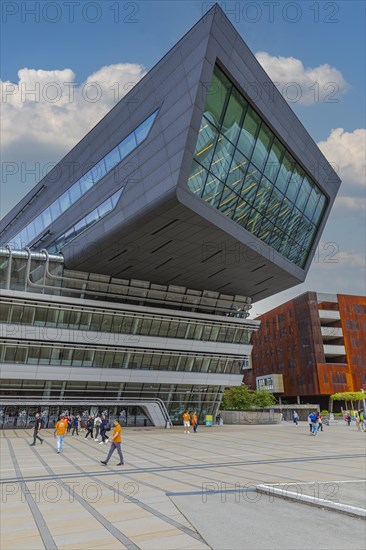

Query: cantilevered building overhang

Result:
[0,4,341,302]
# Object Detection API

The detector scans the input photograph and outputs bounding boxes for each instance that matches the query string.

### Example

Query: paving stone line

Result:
[74,431,208,491]
[6,439,56,550]
[41,438,205,544]
[121,435,314,486]
[29,444,140,550]
[1,447,364,485]
[147,429,365,471]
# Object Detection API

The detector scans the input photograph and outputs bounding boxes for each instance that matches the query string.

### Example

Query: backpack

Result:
[104,420,111,431]
[310,413,317,422]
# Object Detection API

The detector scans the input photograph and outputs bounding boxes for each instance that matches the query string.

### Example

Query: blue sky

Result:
[2,0,364,138]
[1,0,365,313]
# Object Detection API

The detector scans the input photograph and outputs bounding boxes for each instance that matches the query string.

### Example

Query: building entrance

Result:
[0,404,156,429]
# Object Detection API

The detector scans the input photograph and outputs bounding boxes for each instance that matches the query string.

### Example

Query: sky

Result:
[1,0,365,316]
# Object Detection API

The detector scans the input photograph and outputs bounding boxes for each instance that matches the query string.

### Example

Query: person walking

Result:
[72,415,79,435]
[317,412,323,432]
[94,415,102,441]
[309,411,319,436]
[67,415,72,433]
[307,413,313,434]
[85,415,94,439]
[183,410,191,434]
[191,411,198,433]
[293,411,299,426]
[359,410,365,432]
[30,412,44,446]
[344,411,351,426]
[101,419,124,466]
[54,414,68,453]
[99,415,110,444]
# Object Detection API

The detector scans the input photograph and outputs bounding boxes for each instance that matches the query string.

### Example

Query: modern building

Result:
[248,292,366,409]
[0,5,340,427]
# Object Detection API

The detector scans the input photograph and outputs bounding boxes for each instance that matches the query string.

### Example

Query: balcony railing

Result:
[321,326,343,340]
[323,344,346,357]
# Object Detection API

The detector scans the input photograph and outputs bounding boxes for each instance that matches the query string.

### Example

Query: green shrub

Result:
[220,385,276,410]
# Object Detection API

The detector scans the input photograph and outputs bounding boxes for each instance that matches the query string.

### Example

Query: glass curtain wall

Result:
[0,300,253,344]
[188,65,328,268]
[0,380,223,425]
[0,342,248,375]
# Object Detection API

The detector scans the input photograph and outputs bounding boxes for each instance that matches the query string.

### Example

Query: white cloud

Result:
[0,63,146,215]
[255,51,348,105]
[0,63,146,152]
[317,128,366,187]
[334,196,366,212]
[317,128,366,215]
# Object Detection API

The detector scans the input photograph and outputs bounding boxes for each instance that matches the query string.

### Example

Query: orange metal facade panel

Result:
[317,363,353,394]
[251,293,365,399]
[338,294,366,391]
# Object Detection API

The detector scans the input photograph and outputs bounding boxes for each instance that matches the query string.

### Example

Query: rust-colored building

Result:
[248,292,366,409]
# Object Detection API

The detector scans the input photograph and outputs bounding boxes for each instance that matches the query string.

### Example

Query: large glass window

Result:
[237,107,260,158]
[204,65,231,127]
[187,64,327,268]
[222,88,247,145]
[47,188,124,253]
[251,124,273,170]
[194,118,219,171]
[210,135,235,182]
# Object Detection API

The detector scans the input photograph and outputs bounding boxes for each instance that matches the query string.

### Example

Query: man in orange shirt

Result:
[191,411,198,433]
[54,414,67,453]
[100,419,124,466]
[183,410,191,434]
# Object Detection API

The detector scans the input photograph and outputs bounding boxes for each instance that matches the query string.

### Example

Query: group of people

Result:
[292,411,323,435]
[307,412,323,435]
[30,412,125,466]
[182,410,198,433]
[345,410,365,431]
[60,414,111,443]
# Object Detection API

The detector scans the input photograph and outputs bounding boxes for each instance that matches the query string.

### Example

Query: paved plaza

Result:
[1,423,365,550]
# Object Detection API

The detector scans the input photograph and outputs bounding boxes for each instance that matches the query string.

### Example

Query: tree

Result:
[221,386,254,410]
[220,385,276,410]
[253,389,276,408]
[331,391,365,410]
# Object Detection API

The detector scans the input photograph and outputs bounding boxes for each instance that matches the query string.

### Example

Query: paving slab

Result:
[169,490,366,550]
[1,423,365,549]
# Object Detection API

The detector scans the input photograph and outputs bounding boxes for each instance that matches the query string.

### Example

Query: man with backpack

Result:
[72,415,80,435]
[85,415,94,439]
[99,415,110,444]
[309,411,319,436]
[30,412,44,446]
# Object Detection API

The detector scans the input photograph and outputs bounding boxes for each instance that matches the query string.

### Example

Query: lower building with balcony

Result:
[248,291,366,409]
